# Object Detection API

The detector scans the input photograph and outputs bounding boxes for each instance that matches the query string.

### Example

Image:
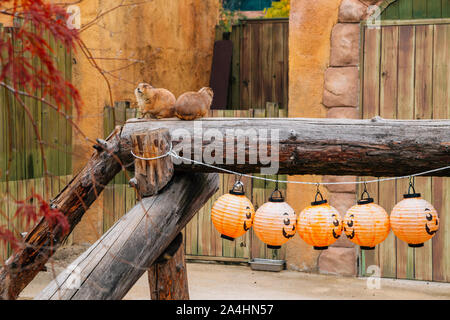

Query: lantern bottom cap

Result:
[313,246,328,250]
[408,243,424,248]
[267,245,281,249]
[360,246,375,250]
[221,234,235,241]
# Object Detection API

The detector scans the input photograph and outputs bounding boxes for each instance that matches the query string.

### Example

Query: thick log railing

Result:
[0,117,449,299]
[120,117,450,177]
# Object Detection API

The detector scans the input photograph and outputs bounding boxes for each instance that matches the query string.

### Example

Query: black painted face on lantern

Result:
[424,208,439,236]
[344,214,355,239]
[282,212,296,239]
[243,206,253,231]
[331,214,341,239]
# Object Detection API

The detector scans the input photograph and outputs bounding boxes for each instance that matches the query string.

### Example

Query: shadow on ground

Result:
[19,245,450,300]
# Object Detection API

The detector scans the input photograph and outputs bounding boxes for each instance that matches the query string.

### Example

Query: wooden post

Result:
[148,233,189,300]
[129,128,174,197]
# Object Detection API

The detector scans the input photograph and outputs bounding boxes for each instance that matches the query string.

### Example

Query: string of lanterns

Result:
[130,148,446,251]
[211,176,440,251]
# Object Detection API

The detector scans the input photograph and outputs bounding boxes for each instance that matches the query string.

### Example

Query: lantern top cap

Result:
[269,189,285,202]
[357,198,374,205]
[229,180,245,195]
[403,193,421,199]
[311,199,327,206]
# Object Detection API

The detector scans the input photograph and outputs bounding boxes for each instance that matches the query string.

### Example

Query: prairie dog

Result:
[134,83,176,119]
[174,87,213,120]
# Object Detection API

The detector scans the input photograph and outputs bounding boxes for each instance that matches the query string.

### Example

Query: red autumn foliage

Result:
[0,1,78,254]
[0,225,22,252]
[0,0,82,117]
[3,193,70,253]
[14,195,38,229]
[35,194,70,235]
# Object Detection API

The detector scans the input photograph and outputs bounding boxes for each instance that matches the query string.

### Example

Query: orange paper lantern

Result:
[297,191,343,250]
[211,181,255,241]
[390,189,439,248]
[253,190,297,249]
[343,192,390,250]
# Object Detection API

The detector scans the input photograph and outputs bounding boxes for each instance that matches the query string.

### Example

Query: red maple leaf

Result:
[0,225,23,253]
[37,197,70,236]
[15,195,38,230]
[0,0,83,117]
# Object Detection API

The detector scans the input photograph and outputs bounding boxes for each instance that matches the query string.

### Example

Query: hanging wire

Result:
[128,145,450,186]
[129,136,173,161]
[169,151,450,186]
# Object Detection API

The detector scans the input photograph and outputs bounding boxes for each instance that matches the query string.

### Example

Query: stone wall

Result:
[286,0,341,273]
[286,0,382,276]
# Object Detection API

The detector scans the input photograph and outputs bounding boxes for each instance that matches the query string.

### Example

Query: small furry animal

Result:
[134,83,176,119]
[174,87,213,120]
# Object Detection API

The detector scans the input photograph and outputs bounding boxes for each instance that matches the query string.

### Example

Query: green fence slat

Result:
[399,0,414,19]
[428,0,443,18]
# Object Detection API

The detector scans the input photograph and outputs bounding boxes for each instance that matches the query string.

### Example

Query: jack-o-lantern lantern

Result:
[253,189,297,249]
[390,180,439,247]
[297,188,343,250]
[343,186,390,250]
[211,180,255,241]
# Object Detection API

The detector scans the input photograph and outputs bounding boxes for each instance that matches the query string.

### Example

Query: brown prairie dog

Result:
[134,83,176,119]
[174,87,214,120]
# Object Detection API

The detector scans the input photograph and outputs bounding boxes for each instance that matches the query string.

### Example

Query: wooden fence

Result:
[0,23,73,261]
[102,103,288,262]
[381,0,450,20]
[218,18,289,110]
[359,19,450,282]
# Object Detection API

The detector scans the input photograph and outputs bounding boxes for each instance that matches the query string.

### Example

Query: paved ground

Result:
[19,246,450,300]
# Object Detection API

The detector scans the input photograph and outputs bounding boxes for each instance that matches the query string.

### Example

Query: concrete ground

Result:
[19,246,450,300]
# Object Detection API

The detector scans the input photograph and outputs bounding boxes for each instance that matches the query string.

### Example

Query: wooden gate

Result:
[359,18,450,282]
[221,18,289,110]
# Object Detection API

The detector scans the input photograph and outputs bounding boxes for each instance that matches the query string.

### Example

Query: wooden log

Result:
[119,117,450,177]
[35,172,218,300]
[129,128,174,197]
[0,126,124,300]
[148,233,189,300]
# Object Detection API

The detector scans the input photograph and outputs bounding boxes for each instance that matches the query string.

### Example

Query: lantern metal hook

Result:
[407,176,416,195]
[314,183,324,203]
[360,180,371,200]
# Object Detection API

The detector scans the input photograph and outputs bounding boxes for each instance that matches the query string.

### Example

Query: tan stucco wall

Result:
[69,0,220,244]
[286,0,341,271]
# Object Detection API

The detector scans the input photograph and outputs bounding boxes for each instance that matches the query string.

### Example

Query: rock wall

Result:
[286,0,340,273]
[286,0,380,276]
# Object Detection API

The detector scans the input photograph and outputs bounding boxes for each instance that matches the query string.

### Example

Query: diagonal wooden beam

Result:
[35,172,218,300]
